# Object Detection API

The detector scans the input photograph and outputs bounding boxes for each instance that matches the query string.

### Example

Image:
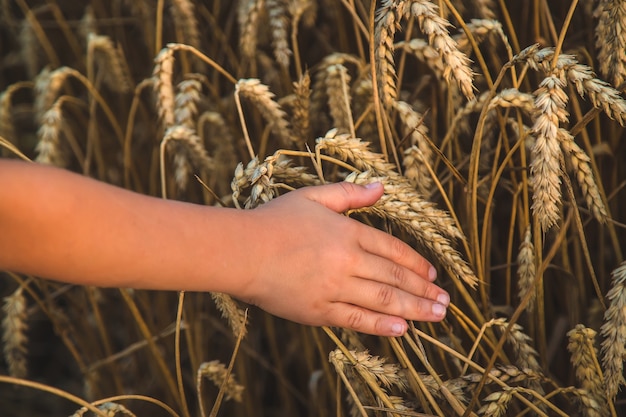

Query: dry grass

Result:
[1,1,625,416]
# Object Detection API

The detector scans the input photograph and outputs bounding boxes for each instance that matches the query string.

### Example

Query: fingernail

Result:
[428,266,437,281]
[437,292,450,306]
[391,322,406,335]
[432,303,447,317]
[364,182,381,190]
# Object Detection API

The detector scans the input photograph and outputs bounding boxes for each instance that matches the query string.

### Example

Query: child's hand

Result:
[235,182,450,336]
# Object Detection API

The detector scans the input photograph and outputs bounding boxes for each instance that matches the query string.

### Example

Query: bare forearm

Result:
[0,160,252,293]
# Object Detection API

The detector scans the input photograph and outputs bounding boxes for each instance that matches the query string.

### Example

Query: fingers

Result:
[324,303,413,337]
[336,274,448,322]
[357,222,437,282]
[298,181,384,213]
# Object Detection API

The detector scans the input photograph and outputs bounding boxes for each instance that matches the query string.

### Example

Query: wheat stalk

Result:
[2,287,28,379]
[600,261,626,402]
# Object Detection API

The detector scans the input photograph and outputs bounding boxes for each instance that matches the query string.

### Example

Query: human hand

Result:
[234,182,450,336]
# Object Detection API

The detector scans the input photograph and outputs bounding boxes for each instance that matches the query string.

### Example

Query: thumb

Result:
[301,181,384,213]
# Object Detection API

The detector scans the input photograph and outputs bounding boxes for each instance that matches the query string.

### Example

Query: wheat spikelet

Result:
[400,0,475,100]
[272,157,320,187]
[235,78,293,146]
[325,64,354,135]
[291,71,311,143]
[170,0,201,49]
[2,287,28,378]
[231,158,259,209]
[374,1,401,106]
[594,0,626,88]
[153,47,176,128]
[394,100,433,196]
[600,261,626,402]
[267,0,291,68]
[238,0,265,61]
[344,171,477,287]
[529,74,566,232]
[87,33,132,93]
[557,128,608,223]
[197,360,245,402]
[517,225,537,311]
[210,293,248,338]
[35,102,66,167]
[477,388,515,417]
[567,325,609,417]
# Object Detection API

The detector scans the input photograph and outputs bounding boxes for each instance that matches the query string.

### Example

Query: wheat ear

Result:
[238,0,264,61]
[600,261,626,402]
[374,1,401,106]
[394,100,433,196]
[325,64,354,135]
[291,71,311,143]
[557,128,608,223]
[267,0,291,68]
[35,102,66,167]
[197,360,245,403]
[567,325,609,417]
[2,287,28,378]
[87,33,132,93]
[153,47,176,128]
[400,0,475,100]
[210,293,248,338]
[235,78,293,146]
[170,0,201,49]
[516,225,537,311]
[529,74,567,232]
[594,0,626,88]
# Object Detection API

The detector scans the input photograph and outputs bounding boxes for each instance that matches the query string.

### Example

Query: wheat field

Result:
[1,1,626,416]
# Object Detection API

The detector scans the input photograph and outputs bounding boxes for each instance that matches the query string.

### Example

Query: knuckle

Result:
[389,237,410,262]
[376,285,395,307]
[346,309,365,330]
[389,263,407,287]
[422,283,439,301]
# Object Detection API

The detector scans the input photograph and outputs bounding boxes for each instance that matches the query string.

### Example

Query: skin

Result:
[0,160,449,336]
